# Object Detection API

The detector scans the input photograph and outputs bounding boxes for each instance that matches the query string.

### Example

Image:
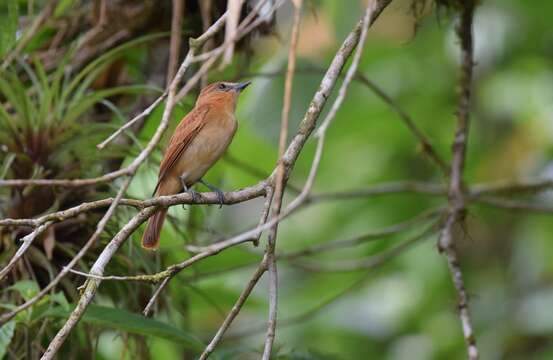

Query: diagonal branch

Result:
[199,257,268,359]
[355,73,449,175]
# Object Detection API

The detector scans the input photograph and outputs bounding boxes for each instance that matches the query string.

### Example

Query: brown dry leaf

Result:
[43,225,56,260]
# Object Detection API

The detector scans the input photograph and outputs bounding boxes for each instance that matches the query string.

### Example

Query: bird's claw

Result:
[199,179,225,209]
[188,188,201,203]
[214,189,224,209]
[181,189,200,209]
[180,176,202,209]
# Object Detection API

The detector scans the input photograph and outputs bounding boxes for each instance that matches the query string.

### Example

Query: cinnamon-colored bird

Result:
[142,81,251,249]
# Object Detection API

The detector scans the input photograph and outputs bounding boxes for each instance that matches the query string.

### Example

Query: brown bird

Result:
[141,80,251,249]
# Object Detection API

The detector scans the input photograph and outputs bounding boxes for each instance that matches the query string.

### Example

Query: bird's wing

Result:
[153,105,211,195]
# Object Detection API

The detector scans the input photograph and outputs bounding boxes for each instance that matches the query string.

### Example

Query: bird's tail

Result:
[141,209,167,249]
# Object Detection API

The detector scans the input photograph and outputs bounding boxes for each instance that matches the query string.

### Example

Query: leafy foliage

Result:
[40,304,204,350]
[1,0,553,359]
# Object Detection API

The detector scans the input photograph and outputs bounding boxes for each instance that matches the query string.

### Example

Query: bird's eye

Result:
[217,83,226,90]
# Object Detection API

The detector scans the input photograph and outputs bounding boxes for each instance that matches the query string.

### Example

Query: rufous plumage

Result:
[142,81,250,249]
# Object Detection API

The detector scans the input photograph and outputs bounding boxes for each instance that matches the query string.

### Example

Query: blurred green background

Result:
[1,0,553,359]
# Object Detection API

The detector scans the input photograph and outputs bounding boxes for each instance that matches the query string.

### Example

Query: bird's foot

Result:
[199,179,225,208]
[187,188,201,203]
[180,175,201,209]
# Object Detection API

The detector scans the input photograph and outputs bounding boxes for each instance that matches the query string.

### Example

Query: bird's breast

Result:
[175,115,237,184]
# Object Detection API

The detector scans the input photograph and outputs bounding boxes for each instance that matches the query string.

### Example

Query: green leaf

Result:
[50,292,70,311]
[63,32,167,101]
[42,304,203,350]
[63,85,159,125]
[5,280,39,301]
[0,321,15,359]
[0,0,18,56]
[54,0,75,17]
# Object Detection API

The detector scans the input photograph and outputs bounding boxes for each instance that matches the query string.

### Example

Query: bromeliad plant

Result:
[0,45,156,220]
[0,40,160,358]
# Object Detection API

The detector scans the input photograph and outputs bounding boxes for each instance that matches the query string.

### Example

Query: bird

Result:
[141,80,251,249]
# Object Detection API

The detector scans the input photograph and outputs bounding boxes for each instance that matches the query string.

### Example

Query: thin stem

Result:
[438,2,479,359]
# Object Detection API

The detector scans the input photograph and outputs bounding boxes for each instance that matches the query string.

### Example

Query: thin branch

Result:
[309,182,444,203]
[437,1,479,359]
[252,185,274,246]
[54,207,441,284]
[221,0,244,67]
[225,224,438,342]
[142,277,170,316]
[223,153,302,194]
[262,0,303,355]
[199,0,213,87]
[39,176,132,357]
[281,207,443,259]
[291,221,438,272]
[469,195,553,213]
[469,178,553,196]
[167,0,184,83]
[190,0,274,64]
[3,179,551,232]
[355,73,449,175]
[262,0,392,355]
[0,222,52,281]
[244,65,449,175]
[199,258,268,360]
[96,93,167,150]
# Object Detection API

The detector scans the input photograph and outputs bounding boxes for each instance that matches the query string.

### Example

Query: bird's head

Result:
[196,81,251,110]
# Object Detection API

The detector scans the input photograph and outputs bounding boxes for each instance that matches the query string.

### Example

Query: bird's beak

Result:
[233,81,251,92]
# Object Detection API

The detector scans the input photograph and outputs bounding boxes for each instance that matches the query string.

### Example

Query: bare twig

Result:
[468,195,553,213]
[2,179,550,233]
[292,221,438,272]
[40,176,132,357]
[59,207,442,285]
[225,223,438,341]
[469,178,553,196]
[281,207,443,259]
[221,0,244,67]
[142,277,171,316]
[167,0,184,83]
[199,258,268,359]
[0,222,52,281]
[262,0,303,355]
[244,65,449,175]
[252,185,274,246]
[96,92,167,150]
[223,153,302,194]
[355,73,449,175]
[199,0,214,87]
[437,1,479,359]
